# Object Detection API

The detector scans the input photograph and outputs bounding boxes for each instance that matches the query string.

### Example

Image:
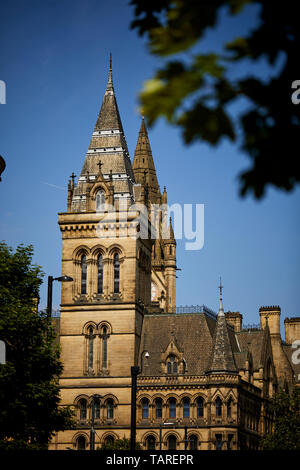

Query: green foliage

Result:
[130,0,300,198]
[0,242,75,450]
[260,387,300,450]
[99,437,142,450]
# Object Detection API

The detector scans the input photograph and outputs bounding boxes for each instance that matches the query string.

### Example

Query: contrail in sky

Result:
[42,182,66,191]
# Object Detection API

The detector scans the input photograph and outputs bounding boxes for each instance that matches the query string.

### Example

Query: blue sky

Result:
[0,0,299,334]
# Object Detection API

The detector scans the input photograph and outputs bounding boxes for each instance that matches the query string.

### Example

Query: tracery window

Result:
[167,355,178,374]
[96,189,105,211]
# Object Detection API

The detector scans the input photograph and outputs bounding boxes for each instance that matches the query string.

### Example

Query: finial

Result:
[218,277,224,316]
[107,53,113,92]
[70,172,76,189]
[218,277,223,300]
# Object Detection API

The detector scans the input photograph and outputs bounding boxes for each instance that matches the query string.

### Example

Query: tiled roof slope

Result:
[139,312,240,376]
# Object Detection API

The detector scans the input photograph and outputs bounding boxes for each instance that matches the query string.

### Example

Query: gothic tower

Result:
[53,60,154,449]
[132,117,177,312]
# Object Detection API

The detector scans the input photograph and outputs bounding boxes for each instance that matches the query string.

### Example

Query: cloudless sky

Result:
[0,0,299,334]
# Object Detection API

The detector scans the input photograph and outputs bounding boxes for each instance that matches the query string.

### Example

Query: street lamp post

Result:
[130,351,150,452]
[90,394,103,451]
[130,365,140,451]
[47,275,73,319]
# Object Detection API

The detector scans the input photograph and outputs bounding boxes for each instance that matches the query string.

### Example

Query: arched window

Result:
[215,397,222,417]
[101,326,108,370]
[196,397,204,418]
[169,398,176,419]
[79,399,87,421]
[183,398,190,418]
[97,254,103,294]
[167,355,178,374]
[113,253,120,293]
[93,398,100,420]
[104,435,114,449]
[216,434,223,450]
[189,434,198,450]
[146,435,156,450]
[227,398,232,418]
[142,398,149,419]
[81,255,87,294]
[88,326,94,371]
[96,189,105,211]
[107,399,114,419]
[155,398,162,419]
[77,435,86,450]
[167,434,177,450]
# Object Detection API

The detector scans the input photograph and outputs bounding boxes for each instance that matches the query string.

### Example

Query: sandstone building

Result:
[50,60,300,451]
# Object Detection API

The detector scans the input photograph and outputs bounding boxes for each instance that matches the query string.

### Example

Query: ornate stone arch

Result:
[73,395,89,424]
[72,431,89,450]
[101,431,119,447]
[163,430,181,450]
[90,182,109,201]
[141,431,159,450]
[98,320,112,335]
[102,394,118,422]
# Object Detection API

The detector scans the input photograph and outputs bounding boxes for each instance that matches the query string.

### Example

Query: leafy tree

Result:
[99,437,142,450]
[0,242,75,450]
[260,387,300,450]
[130,0,300,198]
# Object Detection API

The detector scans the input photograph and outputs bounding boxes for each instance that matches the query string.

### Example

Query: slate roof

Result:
[139,311,240,376]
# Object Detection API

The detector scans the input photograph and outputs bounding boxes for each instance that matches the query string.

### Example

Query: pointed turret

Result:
[132,116,161,204]
[163,216,177,313]
[70,56,135,212]
[206,279,237,374]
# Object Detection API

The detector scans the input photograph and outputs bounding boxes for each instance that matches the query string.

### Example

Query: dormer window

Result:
[167,355,178,374]
[96,190,105,211]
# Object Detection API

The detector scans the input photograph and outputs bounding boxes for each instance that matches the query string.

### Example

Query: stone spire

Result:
[132,116,161,204]
[206,280,237,374]
[70,56,135,212]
